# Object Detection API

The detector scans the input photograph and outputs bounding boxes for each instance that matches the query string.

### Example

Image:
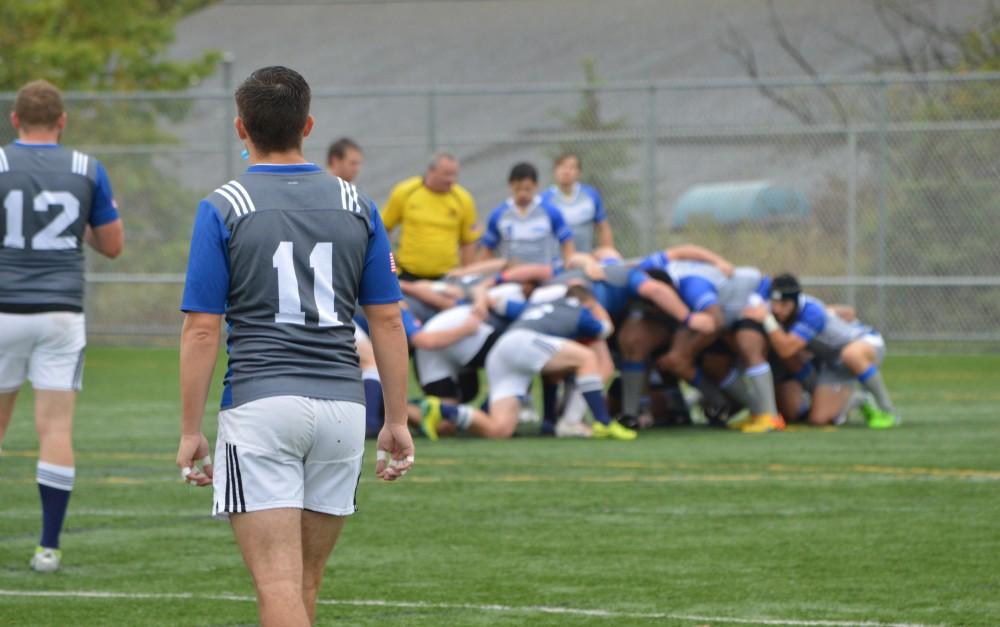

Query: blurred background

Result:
[2,0,997,345]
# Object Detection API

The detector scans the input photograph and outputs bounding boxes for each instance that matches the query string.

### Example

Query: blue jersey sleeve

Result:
[637,251,669,272]
[181,201,230,314]
[575,307,605,339]
[678,277,718,312]
[500,299,527,320]
[401,307,423,339]
[88,162,120,227]
[584,185,607,223]
[480,206,503,250]
[359,205,403,305]
[791,301,826,342]
[545,203,574,243]
[627,267,652,296]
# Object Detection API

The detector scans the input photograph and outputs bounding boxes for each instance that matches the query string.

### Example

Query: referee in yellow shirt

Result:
[382,153,480,280]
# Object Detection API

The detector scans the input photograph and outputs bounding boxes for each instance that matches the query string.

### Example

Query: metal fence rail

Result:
[2,72,997,344]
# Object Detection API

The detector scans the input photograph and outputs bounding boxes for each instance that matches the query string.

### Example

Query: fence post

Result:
[876,81,889,333]
[846,127,857,307]
[643,85,658,252]
[427,88,438,155]
[222,52,235,180]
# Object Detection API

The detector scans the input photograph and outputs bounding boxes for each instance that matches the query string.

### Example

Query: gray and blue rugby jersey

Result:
[480,197,573,269]
[787,293,872,360]
[510,296,606,341]
[181,164,401,410]
[539,183,607,253]
[0,142,119,312]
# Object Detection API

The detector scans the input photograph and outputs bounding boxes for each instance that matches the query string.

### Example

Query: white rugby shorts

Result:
[485,329,564,403]
[0,312,86,392]
[212,395,365,519]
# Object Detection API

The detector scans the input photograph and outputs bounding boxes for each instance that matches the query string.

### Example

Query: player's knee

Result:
[657,351,686,375]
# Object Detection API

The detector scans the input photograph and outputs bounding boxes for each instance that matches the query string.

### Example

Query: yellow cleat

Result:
[740,413,785,433]
[591,420,638,441]
[419,396,443,441]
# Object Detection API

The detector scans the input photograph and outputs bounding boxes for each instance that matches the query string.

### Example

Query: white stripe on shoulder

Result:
[71,151,79,175]
[0,147,8,172]
[80,153,89,176]
[348,183,360,213]
[338,177,349,212]
[228,180,256,213]
[214,186,244,216]
[220,183,250,216]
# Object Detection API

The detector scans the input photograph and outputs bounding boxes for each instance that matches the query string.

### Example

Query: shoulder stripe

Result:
[349,182,360,213]
[337,177,360,213]
[228,180,256,214]
[81,153,89,176]
[221,183,250,216]
[215,186,245,216]
[0,147,8,172]
[71,150,89,176]
[338,178,348,211]
[71,151,79,175]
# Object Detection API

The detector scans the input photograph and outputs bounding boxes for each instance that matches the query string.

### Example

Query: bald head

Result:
[424,152,459,193]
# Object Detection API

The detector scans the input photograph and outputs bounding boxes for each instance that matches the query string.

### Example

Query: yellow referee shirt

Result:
[382,176,480,277]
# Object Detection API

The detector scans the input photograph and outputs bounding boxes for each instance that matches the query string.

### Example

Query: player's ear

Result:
[10,111,19,131]
[55,112,67,132]
[302,114,315,139]
[234,117,248,141]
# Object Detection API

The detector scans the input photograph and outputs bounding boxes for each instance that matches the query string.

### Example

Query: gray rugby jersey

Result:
[0,142,119,312]
[510,296,605,340]
[181,164,400,409]
[789,294,872,360]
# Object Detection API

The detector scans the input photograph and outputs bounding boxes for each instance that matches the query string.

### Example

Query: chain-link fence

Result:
[1,73,997,344]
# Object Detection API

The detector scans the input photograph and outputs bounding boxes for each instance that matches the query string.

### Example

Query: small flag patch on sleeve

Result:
[389,252,397,273]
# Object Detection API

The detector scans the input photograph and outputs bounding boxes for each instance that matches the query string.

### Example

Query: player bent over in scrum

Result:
[0,80,124,572]
[176,67,413,627]
[420,285,637,440]
[744,273,898,428]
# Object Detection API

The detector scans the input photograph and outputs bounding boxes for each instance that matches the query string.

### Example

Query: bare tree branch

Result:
[765,0,850,124]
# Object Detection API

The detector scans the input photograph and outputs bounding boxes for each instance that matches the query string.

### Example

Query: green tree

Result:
[0,1,221,334]
[550,59,642,256]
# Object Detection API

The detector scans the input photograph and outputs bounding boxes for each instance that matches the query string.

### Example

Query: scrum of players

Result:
[349,151,901,442]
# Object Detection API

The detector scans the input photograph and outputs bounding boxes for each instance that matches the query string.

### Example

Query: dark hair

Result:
[554,152,580,169]
[327,137,361,164]
[771,273,802,301]
[508,162,538,183]
[235,66,311,154]
[644,268,673,288]
[15,80,64,129]
[566,284,595,302]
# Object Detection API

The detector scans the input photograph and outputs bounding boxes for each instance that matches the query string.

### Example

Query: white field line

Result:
[0,589,943,627]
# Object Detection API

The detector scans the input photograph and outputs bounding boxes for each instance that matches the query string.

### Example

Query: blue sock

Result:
[438,402,473,430]
[541,382,559,433]
[577,374,612,425]
[362,371,384,437]
[857,365,877,383]
[440,402,458,420]
[37,462,74,549]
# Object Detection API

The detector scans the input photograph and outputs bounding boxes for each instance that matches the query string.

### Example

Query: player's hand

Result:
[742,303,769,322]
[686,312,717,334]
[719,261,735,277]
[375,423,414,482]
[471,301,489,321]
[176,432,213,487]
[583,260,607,282]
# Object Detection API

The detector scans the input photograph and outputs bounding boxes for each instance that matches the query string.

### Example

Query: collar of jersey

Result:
[246,163,322,174]
[14,140,59,149]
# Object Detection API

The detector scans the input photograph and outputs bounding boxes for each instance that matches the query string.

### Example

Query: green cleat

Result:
[865,407,899,430]
[419,396,443,441]
[591,419,638,441]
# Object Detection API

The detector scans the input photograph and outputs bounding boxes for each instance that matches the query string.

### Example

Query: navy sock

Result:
[37,462,75,550]
[577,374,612,425]
[541,382,559,431]
[440,402,459,420]
[362,373,384,437]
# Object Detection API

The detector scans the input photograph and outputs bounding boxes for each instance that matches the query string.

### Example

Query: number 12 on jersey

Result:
[272,241,342,327]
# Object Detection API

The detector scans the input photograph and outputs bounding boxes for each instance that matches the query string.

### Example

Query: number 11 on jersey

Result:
[272,241,341,327]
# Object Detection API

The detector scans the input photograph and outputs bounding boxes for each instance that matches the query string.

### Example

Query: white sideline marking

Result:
[0,589,941,626]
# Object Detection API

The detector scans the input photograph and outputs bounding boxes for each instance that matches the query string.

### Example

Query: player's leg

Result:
[28,312,86,570]
[732,322,782,432]
[300,511,346,623]
[541,340,636,440]
[299,399,365,623]
[807,384,853,426]
[356,329,383,437]
[0,391,18,451]
[231,509,310,627]
[615,314,669,423]
[840,335,897,427]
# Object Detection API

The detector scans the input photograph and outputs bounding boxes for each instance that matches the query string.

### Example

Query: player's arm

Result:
[178,312,221,486]
[87,163,124,259]
[85,220,124,259]
[476,208,502,262]
[446,257,508,277]
[409,312,483,351]
[743,304,809,359]
[549,205,576,266]
[460,243,477,266]
[399,280,459,311]
[665,244,733,277]
[827,304,857,322]
[456,189,480,267]
[631,270,718,334]
[176,200,230,487]
[361,205,413,479]
[595,220,614,250]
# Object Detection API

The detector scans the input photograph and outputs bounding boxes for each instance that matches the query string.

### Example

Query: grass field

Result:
[1,348,998,626]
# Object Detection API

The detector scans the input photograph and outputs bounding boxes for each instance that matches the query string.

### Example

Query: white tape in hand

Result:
[376,449,390,462]
[181,466,193,481]
[200,455,212,467]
